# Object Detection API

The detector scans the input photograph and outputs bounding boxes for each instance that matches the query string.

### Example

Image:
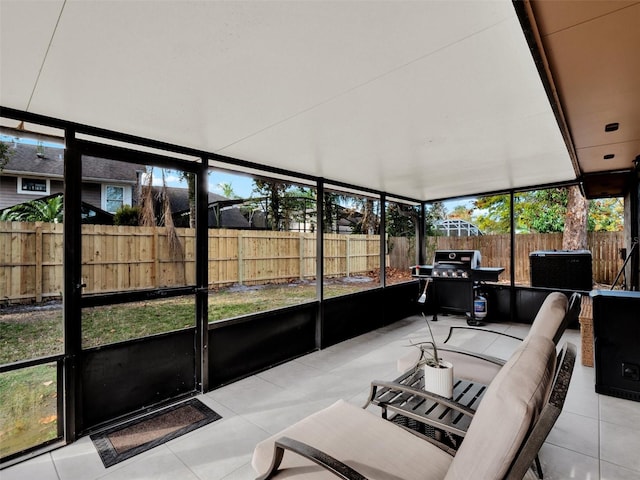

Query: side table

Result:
[365,367,487,448]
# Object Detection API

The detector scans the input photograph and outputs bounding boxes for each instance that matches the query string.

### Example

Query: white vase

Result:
[423,360,454,399]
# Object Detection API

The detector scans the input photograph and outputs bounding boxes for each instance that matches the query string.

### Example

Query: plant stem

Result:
[422,313,440,364]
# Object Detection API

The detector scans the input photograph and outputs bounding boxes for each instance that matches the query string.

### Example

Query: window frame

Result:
[101,183,131,213]
[17,176,50,195]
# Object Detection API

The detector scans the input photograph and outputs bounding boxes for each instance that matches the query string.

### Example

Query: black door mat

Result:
[91,398,221,468]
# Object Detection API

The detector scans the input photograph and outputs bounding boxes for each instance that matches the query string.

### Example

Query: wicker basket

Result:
[579,296,594,367]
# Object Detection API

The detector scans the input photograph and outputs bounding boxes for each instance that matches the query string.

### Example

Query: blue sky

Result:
[145,168,255,198]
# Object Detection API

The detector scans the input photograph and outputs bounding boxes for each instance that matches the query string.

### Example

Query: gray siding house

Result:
[0,142,144,214]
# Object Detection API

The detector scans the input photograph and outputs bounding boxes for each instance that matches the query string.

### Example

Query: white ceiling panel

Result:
[0,0,576,201]
[0,0,66,109]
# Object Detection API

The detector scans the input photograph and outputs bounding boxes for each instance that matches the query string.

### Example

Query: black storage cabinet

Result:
[592,290,640,402]
[529,250,592,291]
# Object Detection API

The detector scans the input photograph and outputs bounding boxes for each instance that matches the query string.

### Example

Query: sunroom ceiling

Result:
[529,0,640,198]
[0,0,576,201]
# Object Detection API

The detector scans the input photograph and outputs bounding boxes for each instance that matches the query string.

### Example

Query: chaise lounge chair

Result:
[252,335,576,480]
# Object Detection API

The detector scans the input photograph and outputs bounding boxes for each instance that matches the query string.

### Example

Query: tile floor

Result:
[3,314,640,480]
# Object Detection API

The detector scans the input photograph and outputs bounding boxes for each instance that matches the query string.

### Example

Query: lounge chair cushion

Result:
[444,335,556,480]
[527,292,568,341]
[437,349,502,385]
[441,292,567,384]
[398,291,568,382]
[252,399,453,479]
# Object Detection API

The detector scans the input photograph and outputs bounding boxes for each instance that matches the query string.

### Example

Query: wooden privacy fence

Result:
[0,221,64,303]
[428,231,624,285]
[0,221,624,304]
[0,222,381,303]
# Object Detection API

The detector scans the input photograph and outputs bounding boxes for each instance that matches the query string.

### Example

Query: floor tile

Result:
[600,460,640,480]
[600,419,640,472]
[599,394,640,428]
[99,446,199,480]
[238,384,337,435]
[51,435,114,480]
[291,370,366,402]
[562,364,600,419]
[198,394,238,420]
[168,414,269,480]
[479,333,521,359]
[207,375,286,415]
[545,411,599,458]
[219,462,256,479]
[256,359,324,389]
[295,340,376,372]
[535,443,599,480]
[0,452,59,480]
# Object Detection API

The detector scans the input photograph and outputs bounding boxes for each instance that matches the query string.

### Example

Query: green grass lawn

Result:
[0,364,58,458]
[0,282,370,364]
[0,280,375,459]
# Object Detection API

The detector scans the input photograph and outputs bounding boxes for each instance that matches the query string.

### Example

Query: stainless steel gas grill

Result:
[411,250,504,326]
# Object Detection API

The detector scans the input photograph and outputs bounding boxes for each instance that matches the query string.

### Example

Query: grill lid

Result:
[432,250,481,270]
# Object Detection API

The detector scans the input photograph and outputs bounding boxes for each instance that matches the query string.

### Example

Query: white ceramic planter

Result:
[423,360,454,399]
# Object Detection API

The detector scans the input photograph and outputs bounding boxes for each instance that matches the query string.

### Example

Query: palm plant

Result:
[1,196,63,223]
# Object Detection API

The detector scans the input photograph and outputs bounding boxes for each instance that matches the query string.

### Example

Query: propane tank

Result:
[473,294,488,321]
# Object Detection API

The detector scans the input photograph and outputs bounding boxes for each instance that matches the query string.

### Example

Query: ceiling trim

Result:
[513,0,581,177]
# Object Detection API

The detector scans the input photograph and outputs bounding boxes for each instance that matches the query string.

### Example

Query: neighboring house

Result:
[0,142,144,214]
[152,186,251,229]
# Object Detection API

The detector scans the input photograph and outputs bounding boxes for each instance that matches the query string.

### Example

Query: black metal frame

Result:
[0,106,425,464]
[1,102,639,465]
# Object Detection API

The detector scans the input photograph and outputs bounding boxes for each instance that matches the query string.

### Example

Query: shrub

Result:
[114,205,141,226]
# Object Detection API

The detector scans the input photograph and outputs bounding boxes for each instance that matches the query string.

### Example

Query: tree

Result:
[424,202,446,235]
[589,198,624,231]
[562,185,588,250]
[322,192,340,233]
[474,194,512,233]
[178,172,196,228]
[217,182,238,199]
[522,189,567,233]
[252,179,290,230]
[466,187,620,247]
[361,198,379,234]
[423,202,446,262]
[386,203,419,237]
[448,205,474,223]
[350,197,379,234]
[0,141,13,172]
[139,167,156,227]
[282,187,316,232]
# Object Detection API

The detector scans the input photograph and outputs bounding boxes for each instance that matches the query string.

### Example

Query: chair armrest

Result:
[443,326,524,344]
[255,436,369,480]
